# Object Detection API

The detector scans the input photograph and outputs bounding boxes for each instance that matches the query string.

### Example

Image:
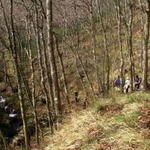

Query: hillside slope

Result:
[43,91,150,150]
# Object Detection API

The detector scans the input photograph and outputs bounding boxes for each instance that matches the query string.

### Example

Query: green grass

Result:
[125,111,141,127]
[113,114,126,122]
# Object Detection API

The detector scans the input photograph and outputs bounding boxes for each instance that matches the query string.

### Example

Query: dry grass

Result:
[44,109,103,150]
[43,92,150,150]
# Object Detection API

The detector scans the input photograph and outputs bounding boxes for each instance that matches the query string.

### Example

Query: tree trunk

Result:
[143,0,150,90]
[129,4,134,91]
[123,1,134,91]
[33,3,54,133]
[25,17,39,145]
[99,11,110,94]
[10,0,30,149]
[46,0,62,115]
[40,24,57,129]
[91,6,101,94]
[55,37,70,104]
[75,57,87,95]
[115,0,125,92]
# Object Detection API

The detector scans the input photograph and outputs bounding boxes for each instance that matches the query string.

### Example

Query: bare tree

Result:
[0,0,30,149]
[32,0,54,133]
[123,0,134,91]
[115,0,125,92]
[25,15,39,144]
[143,0,150,90]
[55,36,70,104]
[98,3,110,94]
[46,0,62,115]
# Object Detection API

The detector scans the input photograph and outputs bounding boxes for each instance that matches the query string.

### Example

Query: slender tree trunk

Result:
[115,0,125,92]
[55,37,70,104]
[139,0,145,72]
[97,0,110,95]
[91,8,101,94]
[128,4,134,91]
[99,11,110,94]
[37,0,56,116]
[10,0,29,149]
[40,24,57,129]
[46,0,62,115]
[123,1,134,91]
[33,5,54,133]
[13,27,34,107]
[25,17,39,145]
[143,0,150,90]
[75,57,87,94]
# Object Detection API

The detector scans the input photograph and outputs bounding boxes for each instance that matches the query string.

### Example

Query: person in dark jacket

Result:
[114,76,121,87]
[134,75,142,90]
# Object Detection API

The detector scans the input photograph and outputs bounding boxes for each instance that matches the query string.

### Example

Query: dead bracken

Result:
[97,103,124,116]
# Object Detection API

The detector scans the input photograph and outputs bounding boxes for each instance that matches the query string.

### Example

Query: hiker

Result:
[124,77,130,93]
[114,76,121,90]
[134,75,142,90]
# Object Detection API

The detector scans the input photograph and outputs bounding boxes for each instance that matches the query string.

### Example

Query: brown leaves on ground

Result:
[138,107,150,128]
[87,126,104,141]
[141,129,150,139]
[128,140,142,149]
[96,141,112,150]
[97,103,124,116]
[65,139,84,150]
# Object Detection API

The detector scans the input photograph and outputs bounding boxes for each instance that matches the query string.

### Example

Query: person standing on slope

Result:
[134,75,142,90]
[124,77,130,93]
[114,76,121,88]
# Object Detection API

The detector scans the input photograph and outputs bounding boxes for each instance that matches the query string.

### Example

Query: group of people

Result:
[114,75,142,93]
[0,96,18,118]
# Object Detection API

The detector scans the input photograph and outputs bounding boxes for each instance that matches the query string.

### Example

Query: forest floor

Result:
[42,91,150,150]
